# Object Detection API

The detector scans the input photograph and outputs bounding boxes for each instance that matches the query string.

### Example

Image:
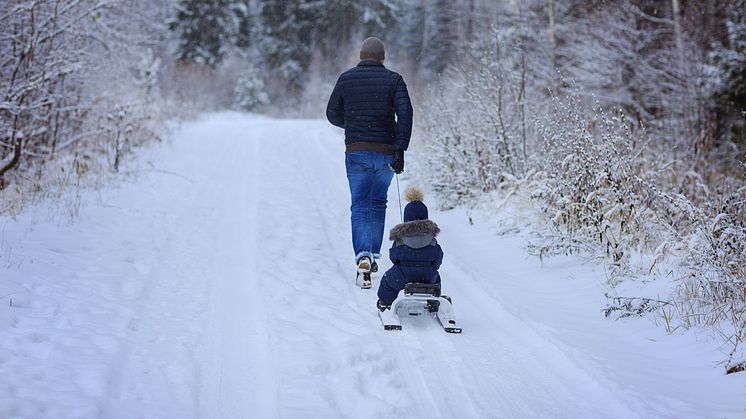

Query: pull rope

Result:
[395,173,403,223]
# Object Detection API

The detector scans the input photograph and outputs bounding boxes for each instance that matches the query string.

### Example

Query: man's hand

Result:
[390,151,404,174]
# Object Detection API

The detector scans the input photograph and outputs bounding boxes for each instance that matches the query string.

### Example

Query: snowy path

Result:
[2,113,744,418]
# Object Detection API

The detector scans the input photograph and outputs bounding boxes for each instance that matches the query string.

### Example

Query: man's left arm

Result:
[393,76,413,151]
[326,79,345,128]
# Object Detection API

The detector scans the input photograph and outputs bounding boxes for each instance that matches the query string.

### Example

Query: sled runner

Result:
[378,283,462,333]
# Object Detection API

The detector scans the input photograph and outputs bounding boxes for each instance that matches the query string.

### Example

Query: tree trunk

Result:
[0,119,24,190]
[547,0,558,94]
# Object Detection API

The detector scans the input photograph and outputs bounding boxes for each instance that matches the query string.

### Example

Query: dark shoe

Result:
[371,260,378,273]
[377,299,391,312]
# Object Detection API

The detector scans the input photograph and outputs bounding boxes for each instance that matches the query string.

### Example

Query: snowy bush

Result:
[640,172,746,371]
[527,93,652,273]
[418,27,531,207]
[521,93,744,371]
[234,66,269,111]
[0,1,167,213]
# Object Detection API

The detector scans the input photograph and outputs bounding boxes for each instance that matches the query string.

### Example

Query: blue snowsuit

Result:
[377,219,443,305]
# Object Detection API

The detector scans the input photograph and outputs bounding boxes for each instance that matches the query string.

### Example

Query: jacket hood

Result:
[389,219,440,249]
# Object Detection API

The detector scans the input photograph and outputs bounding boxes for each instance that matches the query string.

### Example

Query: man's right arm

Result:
[326,79,345,128]
[393,76,413,151]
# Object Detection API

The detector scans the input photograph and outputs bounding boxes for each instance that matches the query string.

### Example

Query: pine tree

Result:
[358,0,399,36]
[311,0,356,56]
[231,0,253,51]
[298,0,400,70]
[259,0,315,90]
[422,0,458,78]
[171,0,232,67]
[235,65,269,111]
[399,0,426,64]
[708,0,746,146]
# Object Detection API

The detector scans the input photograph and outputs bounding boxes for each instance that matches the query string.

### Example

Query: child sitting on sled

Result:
[377,186,443,311]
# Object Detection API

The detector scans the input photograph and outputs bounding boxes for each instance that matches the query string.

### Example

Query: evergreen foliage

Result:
[171,0,232,67]
[259,0,315,90]
[231,0,253,51]
[398,0,426,65]
[421,0,457,78]
[234,66,269,111]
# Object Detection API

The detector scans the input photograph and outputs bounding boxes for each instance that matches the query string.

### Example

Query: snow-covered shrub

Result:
[95,103,161,173]
[0,0,168,214]
[234,66,269,111]
[418,27,531,207]
[604,296,668,320]
[640,172,746,371]
[529,92,745,369]
[525,92,745,369]
[527,93,652,274]
[419,90,497,206]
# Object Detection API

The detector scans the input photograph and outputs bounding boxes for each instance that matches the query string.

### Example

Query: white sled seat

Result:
[379,283,462,333]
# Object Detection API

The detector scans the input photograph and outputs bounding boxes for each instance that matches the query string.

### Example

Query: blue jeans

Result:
[345,150,395,262]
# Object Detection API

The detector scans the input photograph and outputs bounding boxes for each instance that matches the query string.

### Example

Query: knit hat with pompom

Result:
[403,186,428,222]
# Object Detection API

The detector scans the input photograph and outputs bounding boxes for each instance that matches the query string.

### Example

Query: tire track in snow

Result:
[300,124,483,418]
[104,118,239,419]
[236,120,455,418]
[275,122,489,418]
[198,120,277,419]
[252,122,401,417]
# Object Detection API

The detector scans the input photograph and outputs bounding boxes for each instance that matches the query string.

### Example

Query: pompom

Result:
[404,186,424,203]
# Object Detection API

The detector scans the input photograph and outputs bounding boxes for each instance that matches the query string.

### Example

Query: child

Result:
[377,186,443,311]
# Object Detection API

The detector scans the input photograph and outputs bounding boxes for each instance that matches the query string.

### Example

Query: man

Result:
[326,37,413,289]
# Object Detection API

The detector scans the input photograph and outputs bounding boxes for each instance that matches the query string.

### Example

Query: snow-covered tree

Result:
[259,0,315,91]
[0,0,111,185]
[357,0,400,36]
[422,0,458,78]
[139,49,162,98]
[398,0,426,65]
[171,0,232,67]
[231,0,254,51]
[1,0,169,188]
[707,0,746,156]
[234,66,268,111]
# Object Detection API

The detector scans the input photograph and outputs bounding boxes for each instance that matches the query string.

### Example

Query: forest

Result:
[2,0,744,371]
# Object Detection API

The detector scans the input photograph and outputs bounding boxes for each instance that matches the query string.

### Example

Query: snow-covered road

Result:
[2,113,744,418]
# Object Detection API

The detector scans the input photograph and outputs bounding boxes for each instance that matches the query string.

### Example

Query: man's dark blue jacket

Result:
[326,60,413,151]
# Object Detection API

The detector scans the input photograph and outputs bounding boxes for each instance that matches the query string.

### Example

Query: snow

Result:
[1,112,744,418]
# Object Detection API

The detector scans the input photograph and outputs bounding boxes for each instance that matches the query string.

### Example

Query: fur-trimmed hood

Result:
[389,219,440,249]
